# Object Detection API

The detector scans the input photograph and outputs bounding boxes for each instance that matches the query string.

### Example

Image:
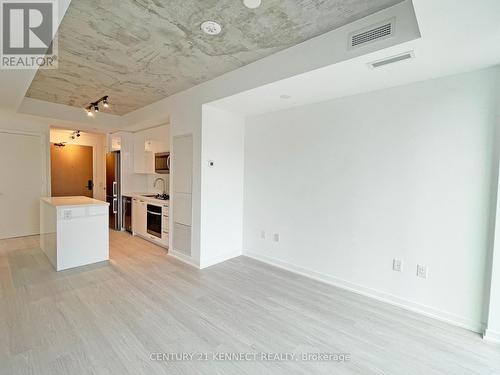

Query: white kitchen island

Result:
[40,196,109,271]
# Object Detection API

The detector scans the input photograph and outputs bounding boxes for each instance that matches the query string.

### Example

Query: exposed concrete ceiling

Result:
[0,0,72,112]
[25,0,403,115]
[209,0,500,117]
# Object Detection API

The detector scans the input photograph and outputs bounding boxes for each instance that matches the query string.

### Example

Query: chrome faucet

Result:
[154,177,166,194]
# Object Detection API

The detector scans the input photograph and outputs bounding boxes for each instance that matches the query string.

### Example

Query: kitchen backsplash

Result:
[146,174,170,194]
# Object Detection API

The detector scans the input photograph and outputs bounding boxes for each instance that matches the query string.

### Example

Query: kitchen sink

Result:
[141,194,170,200]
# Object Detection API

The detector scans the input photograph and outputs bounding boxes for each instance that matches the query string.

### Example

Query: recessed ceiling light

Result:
[201,21,222,35]
[280,94,291,99]
[244,0,262,9]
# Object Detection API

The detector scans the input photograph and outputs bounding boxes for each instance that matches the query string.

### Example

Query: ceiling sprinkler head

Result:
[244,0,262,9]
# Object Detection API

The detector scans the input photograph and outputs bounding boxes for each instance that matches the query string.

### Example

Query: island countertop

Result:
[41,196,109,208]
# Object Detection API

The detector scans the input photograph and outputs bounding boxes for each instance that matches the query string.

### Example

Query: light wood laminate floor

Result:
[1,231,499,374]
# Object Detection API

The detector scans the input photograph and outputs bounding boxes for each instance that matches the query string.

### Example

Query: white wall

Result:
[485,66,500,342]
[243,68,498,332]
[50,128,106,200]
[200,105,245,268]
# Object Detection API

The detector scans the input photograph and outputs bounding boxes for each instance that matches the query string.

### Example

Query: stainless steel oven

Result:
[155,152,170,174]
[147,204,162,238]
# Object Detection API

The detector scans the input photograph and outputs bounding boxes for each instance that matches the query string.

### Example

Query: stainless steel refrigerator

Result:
[106,151,121,230]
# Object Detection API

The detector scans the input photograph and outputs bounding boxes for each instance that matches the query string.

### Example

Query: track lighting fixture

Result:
[85,95,109,116]
[69,130,81,140]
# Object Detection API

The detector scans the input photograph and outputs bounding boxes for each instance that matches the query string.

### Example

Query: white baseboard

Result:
[168,249,242,269]
[168,249,200,268]
[483,329,500,344]
[243,250,485,334]
[200,250,242,269]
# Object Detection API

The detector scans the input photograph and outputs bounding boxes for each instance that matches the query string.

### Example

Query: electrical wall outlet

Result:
[393,259,402,272]
[260,230,265,239]
[273,233,280,242]
[416,264,428,279]
[63,210,72,220]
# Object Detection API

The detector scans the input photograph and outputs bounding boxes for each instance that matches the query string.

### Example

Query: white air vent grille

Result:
[350,21,393,48]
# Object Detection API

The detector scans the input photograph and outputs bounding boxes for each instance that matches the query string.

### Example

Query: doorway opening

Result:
[51,143,94,197]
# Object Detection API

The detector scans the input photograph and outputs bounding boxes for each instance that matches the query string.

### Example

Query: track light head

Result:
[103,96,109,108]
[94,104,99,112]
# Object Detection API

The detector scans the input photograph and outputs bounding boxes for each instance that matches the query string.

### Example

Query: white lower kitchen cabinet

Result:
[161,204,169,247]
[132,198,147,236]
[131,195,169,249]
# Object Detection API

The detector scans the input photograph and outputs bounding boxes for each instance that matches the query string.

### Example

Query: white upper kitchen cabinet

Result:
[133,131,154,174]
[108,134,121,152]
[147,125,169,153]
[133,125,169,174]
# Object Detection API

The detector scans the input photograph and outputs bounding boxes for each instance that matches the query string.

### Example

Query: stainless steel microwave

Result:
[155,152,170,174]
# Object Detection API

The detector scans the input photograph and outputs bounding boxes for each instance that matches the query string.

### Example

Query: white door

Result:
[0,132,44,239]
